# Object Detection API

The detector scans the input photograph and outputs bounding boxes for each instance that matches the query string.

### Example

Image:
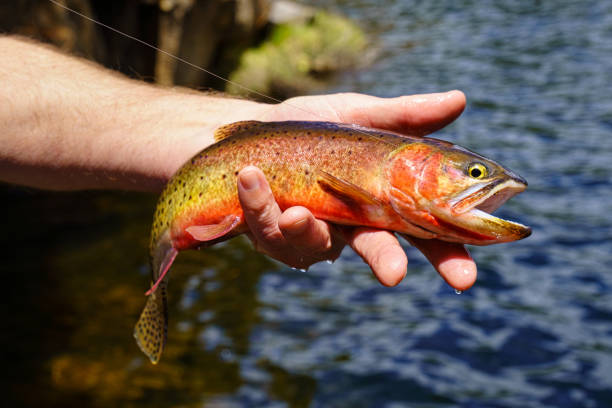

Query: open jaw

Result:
[449,178,532,242]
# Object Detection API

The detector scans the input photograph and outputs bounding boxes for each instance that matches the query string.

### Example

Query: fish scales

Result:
[136,120,531,364]
[152,121,406,254]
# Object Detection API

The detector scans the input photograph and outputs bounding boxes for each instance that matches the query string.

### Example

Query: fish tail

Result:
[134,229,176,364]
[133,282,167,364]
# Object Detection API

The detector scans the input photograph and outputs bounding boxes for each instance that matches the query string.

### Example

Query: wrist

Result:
[118,89,269,192]
[0,35,272,192]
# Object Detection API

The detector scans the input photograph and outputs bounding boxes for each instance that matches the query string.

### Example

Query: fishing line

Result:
[46,0,396,145]
[48,0,287,104]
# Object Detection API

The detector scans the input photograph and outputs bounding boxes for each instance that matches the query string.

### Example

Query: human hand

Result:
[236,91,477,291]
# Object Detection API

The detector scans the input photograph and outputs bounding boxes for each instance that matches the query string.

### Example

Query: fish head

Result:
[385,140,531,245]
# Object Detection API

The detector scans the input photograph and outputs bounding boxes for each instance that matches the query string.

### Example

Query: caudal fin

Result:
[133,287,167,364]
[134,229,176,364]
[134,215,240,363]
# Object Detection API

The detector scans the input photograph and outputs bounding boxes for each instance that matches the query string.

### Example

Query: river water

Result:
[4,0,612,407]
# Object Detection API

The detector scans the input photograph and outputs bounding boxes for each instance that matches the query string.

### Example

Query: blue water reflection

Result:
[236,0,612,406]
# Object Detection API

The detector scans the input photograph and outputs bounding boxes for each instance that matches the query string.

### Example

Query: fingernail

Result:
[288,218,308,235]
[239,169,260,191]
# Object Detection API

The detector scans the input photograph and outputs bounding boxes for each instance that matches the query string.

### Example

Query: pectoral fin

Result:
[316,170,383,207]
[185,214,241,242]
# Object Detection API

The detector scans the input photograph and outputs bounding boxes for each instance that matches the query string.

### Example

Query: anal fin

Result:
[144,249,177,296]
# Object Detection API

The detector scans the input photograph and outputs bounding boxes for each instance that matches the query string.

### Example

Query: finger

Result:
[237,166,284,251]
[351,90,467,136]
[278,206,344,260]
[346,228,407,287]
[269,90,466,133]
[408,237,477,291]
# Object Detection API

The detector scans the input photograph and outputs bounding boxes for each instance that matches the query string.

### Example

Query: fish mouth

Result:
[446,177,532,243]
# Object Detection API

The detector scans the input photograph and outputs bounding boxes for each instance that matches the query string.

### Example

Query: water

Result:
[4,0,612,407]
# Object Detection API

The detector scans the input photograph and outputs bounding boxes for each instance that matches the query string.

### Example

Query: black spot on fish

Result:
[358,137,362,141]
[199,192,203,197]
[222,174,227,179]
[305,170,309,175]
[234,171,238,176]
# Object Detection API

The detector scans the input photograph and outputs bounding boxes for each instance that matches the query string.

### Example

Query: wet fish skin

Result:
[134,120,531,363]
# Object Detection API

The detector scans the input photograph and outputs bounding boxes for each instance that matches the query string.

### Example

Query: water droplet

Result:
[326,260,333,265]
[454,289,463,295]
[298,268,307,273]
[220,349,233,361]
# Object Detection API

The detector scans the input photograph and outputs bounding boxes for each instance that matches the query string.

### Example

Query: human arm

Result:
[0,35,476,290]
[0,35,264,191]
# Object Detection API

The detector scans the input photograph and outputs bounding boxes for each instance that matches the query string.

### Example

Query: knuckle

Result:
[242,194,271,214]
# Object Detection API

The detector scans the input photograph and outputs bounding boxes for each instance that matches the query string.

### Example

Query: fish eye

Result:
[467,163,488,179]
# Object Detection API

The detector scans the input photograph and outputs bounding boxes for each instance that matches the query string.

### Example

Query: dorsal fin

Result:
[213,120,262,142]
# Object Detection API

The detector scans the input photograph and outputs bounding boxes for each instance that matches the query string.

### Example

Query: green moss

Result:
[227,11,367,99]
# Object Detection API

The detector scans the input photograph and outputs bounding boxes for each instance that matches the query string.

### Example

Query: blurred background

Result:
[2,0,612,407]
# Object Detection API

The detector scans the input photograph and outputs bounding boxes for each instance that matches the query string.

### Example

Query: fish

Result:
[133,120,531,363]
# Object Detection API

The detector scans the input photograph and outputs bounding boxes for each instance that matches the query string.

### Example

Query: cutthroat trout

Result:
[134,120,531,363]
